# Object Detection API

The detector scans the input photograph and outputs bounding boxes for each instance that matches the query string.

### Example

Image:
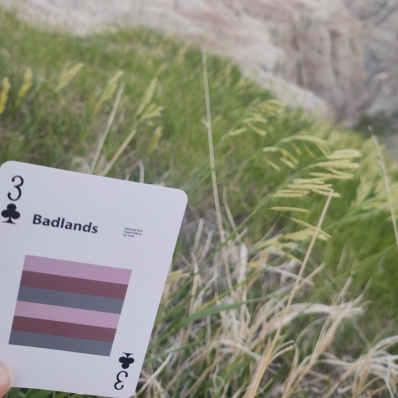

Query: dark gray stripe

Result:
[9,331,112,356]
[17,286,124,314]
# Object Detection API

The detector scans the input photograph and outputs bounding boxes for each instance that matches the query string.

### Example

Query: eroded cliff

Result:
[2,0,397,120]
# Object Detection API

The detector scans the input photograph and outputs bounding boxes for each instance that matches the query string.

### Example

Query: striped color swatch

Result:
[9,255,132,356]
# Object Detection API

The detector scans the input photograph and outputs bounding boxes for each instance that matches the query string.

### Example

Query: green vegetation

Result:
[2,10,398,397]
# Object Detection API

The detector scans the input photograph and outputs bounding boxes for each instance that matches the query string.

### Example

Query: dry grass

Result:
[2,16,398,397]
[2,55,398,398]
[136,202,398,397]
[127,55,398,398]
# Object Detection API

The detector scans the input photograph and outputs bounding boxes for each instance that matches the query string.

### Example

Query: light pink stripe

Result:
[24,255,132,285]
[14,301,120,329]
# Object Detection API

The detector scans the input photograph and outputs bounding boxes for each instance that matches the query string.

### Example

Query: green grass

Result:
[2,9,398,397]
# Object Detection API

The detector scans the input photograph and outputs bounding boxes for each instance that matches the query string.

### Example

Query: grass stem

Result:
[202,49,233,290]
[243,190,333,398]
[90,84,124,174]
[372,134,398,248]
[101,129,137,176]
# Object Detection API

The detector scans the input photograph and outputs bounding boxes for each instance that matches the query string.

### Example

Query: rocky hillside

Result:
[2,0,398,121]
[344,0,398,116]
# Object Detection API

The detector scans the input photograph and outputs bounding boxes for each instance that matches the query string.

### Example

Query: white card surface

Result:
[0,161,187,397]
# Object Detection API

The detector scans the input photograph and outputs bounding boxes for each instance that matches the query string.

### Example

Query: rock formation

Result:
[224,0,366,118]
[2,0,397,120]
[344,0,398,116]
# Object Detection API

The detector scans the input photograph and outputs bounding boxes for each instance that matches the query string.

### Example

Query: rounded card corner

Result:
[176,189,188,205]
[119,385,138,398]
[0,160,19,171]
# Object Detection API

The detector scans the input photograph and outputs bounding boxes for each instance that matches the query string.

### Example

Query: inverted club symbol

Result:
[1,204,20,224]
[119,353,134,369]
[114,353,135,390]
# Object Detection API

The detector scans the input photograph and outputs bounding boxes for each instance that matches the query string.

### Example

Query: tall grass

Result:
[2,10,398,396]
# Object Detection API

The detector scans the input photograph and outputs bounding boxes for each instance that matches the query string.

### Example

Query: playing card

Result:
[0,161,187,397]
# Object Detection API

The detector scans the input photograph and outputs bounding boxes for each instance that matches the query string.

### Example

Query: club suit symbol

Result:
[1,204,20,224]
[119,353,134,369]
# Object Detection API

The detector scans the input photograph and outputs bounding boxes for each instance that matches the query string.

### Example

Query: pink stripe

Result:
[24,255,131,285]
[14,301,120,329]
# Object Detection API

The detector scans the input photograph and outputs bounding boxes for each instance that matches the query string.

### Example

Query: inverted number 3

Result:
[114,371,128,390]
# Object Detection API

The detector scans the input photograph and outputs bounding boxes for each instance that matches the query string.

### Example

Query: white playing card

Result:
[0,161,187,397]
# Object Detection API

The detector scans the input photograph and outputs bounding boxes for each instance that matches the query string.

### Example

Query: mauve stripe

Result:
[15,301,120,328]
[17,286,124,314]
[20,271,128,299]
[9,331,112,356]
[24,255,131,285]
[12,316,116,342]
